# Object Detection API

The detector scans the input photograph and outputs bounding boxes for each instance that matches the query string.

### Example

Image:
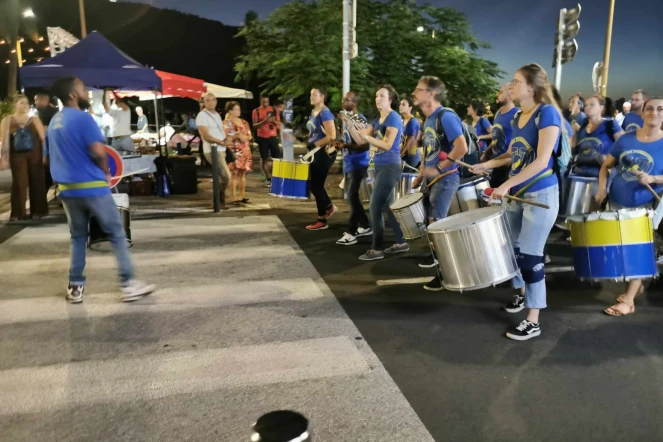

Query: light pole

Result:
[341,0,357,95]
[599,0,616,96]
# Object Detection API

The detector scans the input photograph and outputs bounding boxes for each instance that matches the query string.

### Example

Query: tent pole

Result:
[153,92,161,156]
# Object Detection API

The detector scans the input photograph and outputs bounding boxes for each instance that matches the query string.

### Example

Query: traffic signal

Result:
[553,4,581,68]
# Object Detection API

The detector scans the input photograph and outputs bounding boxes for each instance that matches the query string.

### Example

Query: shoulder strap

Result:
[605,119,615,142]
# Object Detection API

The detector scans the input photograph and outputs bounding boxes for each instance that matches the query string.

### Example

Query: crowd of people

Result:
[299,64,662,341]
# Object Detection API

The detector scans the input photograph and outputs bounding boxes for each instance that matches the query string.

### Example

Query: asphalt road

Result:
[282,212,663,442]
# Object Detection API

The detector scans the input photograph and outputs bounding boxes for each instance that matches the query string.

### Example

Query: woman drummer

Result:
[595,97,663,316]
[305,87,338,231]
[347,84,408,261]
[572,95,624,177]
[472,63,563,341]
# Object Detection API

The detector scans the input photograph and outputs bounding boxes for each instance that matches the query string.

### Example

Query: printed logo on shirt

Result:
[51,112,63,130]
[307,118,326,143]
[509,136,534,175]
[624,122,642,132]
[423,126,440,162]
[491,123,506,153]
[578,137,603,156]
[374,125,386,156]
[618,149,654,181]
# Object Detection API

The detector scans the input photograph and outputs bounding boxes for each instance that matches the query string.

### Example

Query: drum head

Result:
[390,192,423,209]
[428,206,503,232]
[401,173,419,178]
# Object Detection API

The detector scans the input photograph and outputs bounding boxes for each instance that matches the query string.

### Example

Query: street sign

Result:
[105,145,124,189]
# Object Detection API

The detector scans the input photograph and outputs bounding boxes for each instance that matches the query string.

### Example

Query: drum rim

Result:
[441,269,520,292]
[427,206,504,232]
[390,191,424,209]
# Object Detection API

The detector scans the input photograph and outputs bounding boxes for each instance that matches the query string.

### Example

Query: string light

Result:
[38,37,44,42]
[28,48,34,53]
[45,47,50,51]
[22,59,26,63]
[19,37,25,43]
[0,40,6,45]
[4,60,9,64]
[10,49,16,53]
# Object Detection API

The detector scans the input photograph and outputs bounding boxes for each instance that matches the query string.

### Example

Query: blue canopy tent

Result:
[19,31,161,90]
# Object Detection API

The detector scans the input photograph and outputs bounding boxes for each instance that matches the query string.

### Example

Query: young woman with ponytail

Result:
[471,63,562,341]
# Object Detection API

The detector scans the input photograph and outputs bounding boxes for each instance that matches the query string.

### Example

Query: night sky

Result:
[126,0,662,100]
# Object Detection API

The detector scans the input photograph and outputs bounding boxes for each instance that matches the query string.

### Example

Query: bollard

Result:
[250,410,310,442]
[211,143,221,213]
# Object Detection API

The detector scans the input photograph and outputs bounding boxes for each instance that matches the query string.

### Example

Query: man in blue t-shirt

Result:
[622,89,647,132]
[48,77,155,304]
[336,91,372,245]
[483,84,520,187]
[412,75,468,291]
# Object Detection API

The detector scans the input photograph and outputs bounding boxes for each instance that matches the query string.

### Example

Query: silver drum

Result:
[427,207,519,292]
[390,192,426,240]
[394,173,421,201]
[448,176,490,216]
[360,167,376,203]
[563,175,599,217]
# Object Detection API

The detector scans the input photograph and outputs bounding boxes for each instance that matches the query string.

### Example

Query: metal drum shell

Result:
[390,192,427,240]
[563,175,600,217]
[448,176,490,216]
[394,173,421,201]
[427,207,519,291]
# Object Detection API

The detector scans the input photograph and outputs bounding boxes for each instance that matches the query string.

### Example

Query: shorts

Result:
[257,137,282,160]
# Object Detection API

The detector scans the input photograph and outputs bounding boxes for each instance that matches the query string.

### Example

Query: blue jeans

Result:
[423,173,460,222]
[505,185,559,309]
[370,163,405,250]
[62,194,135,285]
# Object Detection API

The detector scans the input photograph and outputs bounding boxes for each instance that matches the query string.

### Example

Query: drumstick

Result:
[643,183,662,202]
[426,169,456,188]
[484,188,550,209]
[437,151,490,177]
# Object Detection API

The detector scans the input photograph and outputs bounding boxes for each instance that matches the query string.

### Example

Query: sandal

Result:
[604,302,635,317]
[241,198,250,203]
[232,200,242,205]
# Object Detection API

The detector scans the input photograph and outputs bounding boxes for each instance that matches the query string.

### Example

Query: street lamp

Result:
[417,26,424,32]
[22,8,35,18]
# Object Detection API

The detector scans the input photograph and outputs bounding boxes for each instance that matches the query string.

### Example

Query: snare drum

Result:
[567,209,657,281]
[270,159,310,199]
[394,173,420,201]
[390,192,427,240]
[563,175,600,217]
[88,193,132,249]
[427,207,519,291]
[448,176,490,216]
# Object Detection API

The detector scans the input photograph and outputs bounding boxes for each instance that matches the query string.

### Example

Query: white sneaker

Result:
[336,232,358,246]
[121,280,156,302]
[356,227,372,237]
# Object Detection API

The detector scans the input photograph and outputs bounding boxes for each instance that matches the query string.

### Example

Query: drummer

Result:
[347,84,408,261]
[481,83,520,188]
[472,63,562,341]
[595,96,663,317]
[336,91,372,246]
[399,97,421,170]
[305,87,338,231]
[412,75,468,291]
[572,95,624,177]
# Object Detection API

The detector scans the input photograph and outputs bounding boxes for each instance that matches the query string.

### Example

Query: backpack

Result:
[513,106,571,174]
[12,118,35,153]
[435,108,480,178]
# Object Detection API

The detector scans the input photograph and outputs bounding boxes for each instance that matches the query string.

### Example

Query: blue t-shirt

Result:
[307,107,335,144]
[422,107,464,172]
[573,119,622,177]
[509,104,561,194]
[188,117,197,130]
[371,111,402,166]
[342,113,369,173]
[490,107,519,157]
[46,108,111,198]
[608,132,663,207]
[574,112,588,127]
[474,117,491,153]
[622,113,643,132]
[401,117,421,168]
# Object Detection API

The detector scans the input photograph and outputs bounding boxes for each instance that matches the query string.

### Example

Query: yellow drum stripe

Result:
[272,159,283,179]
[569,216,654,247]
[294,163,310,180]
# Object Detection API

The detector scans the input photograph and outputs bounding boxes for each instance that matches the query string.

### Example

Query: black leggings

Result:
[309,149,336,217]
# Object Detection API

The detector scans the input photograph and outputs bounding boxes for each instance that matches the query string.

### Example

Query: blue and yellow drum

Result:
[270,159,310,199]
[568,209,657,281]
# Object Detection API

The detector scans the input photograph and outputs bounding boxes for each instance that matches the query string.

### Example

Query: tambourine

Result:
[339,110,368,125]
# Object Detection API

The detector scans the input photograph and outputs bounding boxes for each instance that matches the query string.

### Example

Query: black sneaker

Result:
[503,294,525,313]
[506,320,541,341]
[66,284,84,304]
[423,275,444,291]
[418,255,438,268]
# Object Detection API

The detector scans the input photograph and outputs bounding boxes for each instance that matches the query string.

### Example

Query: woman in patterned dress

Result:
[224,101,253,205]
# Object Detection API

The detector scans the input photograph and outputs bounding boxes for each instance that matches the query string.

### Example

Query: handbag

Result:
[225,148,236,164]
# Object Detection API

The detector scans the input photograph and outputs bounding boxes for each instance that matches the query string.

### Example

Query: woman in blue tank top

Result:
[472,63,563,341]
